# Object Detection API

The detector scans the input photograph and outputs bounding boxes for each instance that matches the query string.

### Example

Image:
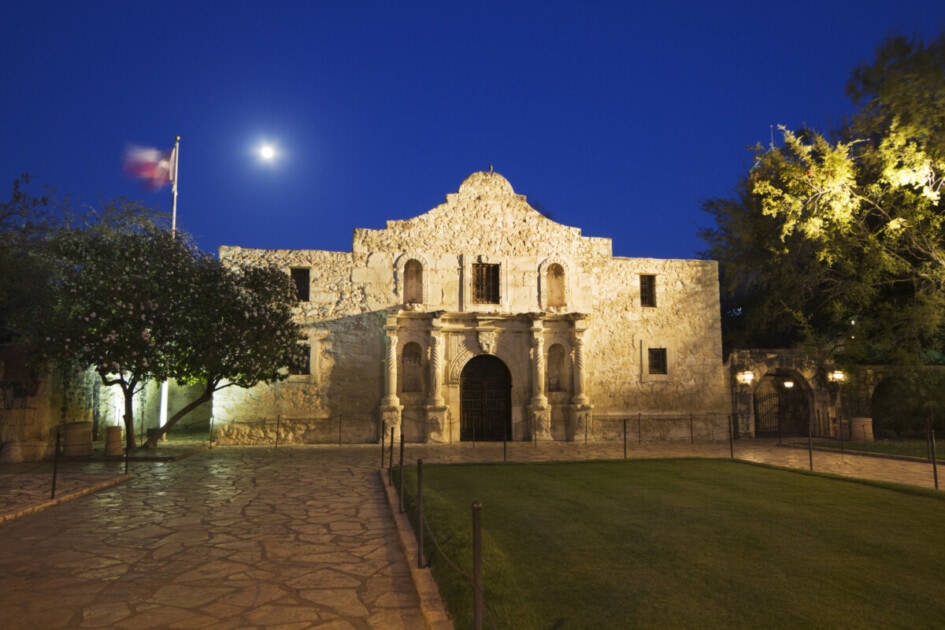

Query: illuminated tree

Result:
[701,33,945,364]
[14,194,306,448]
[32,208,196,448]
[145,259,306,447]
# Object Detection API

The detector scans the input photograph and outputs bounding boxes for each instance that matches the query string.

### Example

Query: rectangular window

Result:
[473,263,500,304]
[640,274,656,308]
[291,268,310,302]
[289,343,311,376]
[648,348,668,375]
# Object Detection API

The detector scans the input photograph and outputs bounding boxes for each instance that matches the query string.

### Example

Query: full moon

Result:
[260,145,275,160]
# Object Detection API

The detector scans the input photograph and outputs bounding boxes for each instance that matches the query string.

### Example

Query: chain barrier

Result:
[394,460,498,629]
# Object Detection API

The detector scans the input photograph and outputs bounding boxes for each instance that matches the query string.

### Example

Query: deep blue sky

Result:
[3,1,944,260]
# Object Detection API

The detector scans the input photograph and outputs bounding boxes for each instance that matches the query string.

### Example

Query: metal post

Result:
[623,418,627,460]
[808,412,814,471]
[417,459,425,568]
[209,415,215,444]
[931,429,939,491]
[389,426,395,486]
[381,426,385,468]
[472,501,483,630]
[728,415,734,460]
[51,426,62,499]
[399,454,405,514]
[276,414,281,448]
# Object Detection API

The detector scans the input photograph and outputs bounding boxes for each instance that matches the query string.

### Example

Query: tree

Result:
[0,176,57,343]
[30,205,195,448]
[144,258,306,447]
[12,191,306,448]
[701,33,945,364]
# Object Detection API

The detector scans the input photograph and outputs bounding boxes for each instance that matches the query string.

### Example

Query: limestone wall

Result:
[215,171,730,443]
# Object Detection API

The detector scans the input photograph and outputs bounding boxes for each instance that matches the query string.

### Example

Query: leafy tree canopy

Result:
[4,184,306,447]
[701,32,945,366]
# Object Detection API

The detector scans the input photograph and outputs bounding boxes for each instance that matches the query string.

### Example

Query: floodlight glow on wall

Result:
[736,371,754,385]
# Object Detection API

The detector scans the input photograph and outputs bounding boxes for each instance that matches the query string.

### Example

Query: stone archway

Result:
[753,371,812,438]
[460,355,511,441]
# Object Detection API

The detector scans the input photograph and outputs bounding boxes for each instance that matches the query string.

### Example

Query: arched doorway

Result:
[753,372,812,438]
[460,355,511,441]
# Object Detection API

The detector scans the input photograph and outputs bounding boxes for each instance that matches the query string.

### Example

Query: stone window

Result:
[547,263,566,308]
[291,268,310,302]
[401,342,423,393]
[640,274,656,308]
[546,343,567,392]
[473,263,500,304]
[648,348,668,375]
[404,259,423,305]
[289,343,312,375]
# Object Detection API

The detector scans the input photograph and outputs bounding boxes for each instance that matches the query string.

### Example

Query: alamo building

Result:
[212,170,730,445]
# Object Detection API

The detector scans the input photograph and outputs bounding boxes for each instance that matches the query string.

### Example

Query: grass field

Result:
[396,459,945,629]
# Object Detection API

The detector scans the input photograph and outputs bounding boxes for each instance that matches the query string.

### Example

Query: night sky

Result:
[3,1,943,260]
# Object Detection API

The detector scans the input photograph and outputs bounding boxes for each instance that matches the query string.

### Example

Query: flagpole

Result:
[159,135,180,441]
[171,135,180,235]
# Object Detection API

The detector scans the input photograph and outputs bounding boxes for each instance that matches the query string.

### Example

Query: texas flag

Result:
[124,144,177,190]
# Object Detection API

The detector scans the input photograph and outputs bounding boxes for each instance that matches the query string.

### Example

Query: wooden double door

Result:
[460,355,511,441]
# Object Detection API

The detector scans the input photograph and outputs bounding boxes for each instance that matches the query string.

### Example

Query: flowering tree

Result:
[23,198,305,448]
[33,208,194,448]
[145,259,306,447]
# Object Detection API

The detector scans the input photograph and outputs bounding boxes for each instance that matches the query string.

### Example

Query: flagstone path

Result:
[0,446,426,629]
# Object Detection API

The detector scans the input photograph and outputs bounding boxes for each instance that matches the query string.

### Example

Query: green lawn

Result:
[396,459,945,629]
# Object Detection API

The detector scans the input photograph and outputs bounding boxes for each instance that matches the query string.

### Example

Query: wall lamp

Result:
[828,370,846,383]
[736,371,754,385]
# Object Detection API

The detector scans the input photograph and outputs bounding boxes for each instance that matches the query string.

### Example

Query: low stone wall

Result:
[592,413,732,444]
[215,416,379,445]
[213,413,733,445]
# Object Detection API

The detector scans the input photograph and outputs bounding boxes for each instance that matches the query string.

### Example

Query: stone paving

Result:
[0,438,941,629]
[0,446,426,629]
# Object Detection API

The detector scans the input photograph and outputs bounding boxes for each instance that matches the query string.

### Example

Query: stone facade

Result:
[215,171,730,444]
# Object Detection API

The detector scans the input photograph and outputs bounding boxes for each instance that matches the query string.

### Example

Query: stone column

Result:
[382,328,399,407]
[530,324,547,408]
[569,318,592,441]
[571,330,589,406]
[428,332,445,407]
[380,321,402,441]
[528,319,551,440]
[424,328,449,443]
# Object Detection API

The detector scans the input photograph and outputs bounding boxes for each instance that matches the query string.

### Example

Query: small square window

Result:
[640,274,656,308]
[473,263,500,304]
[648,348,667,375]
[291,268,310,302]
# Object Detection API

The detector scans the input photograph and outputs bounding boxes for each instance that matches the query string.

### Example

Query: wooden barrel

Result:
[62,421,93,456]
[104,425,123,456]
